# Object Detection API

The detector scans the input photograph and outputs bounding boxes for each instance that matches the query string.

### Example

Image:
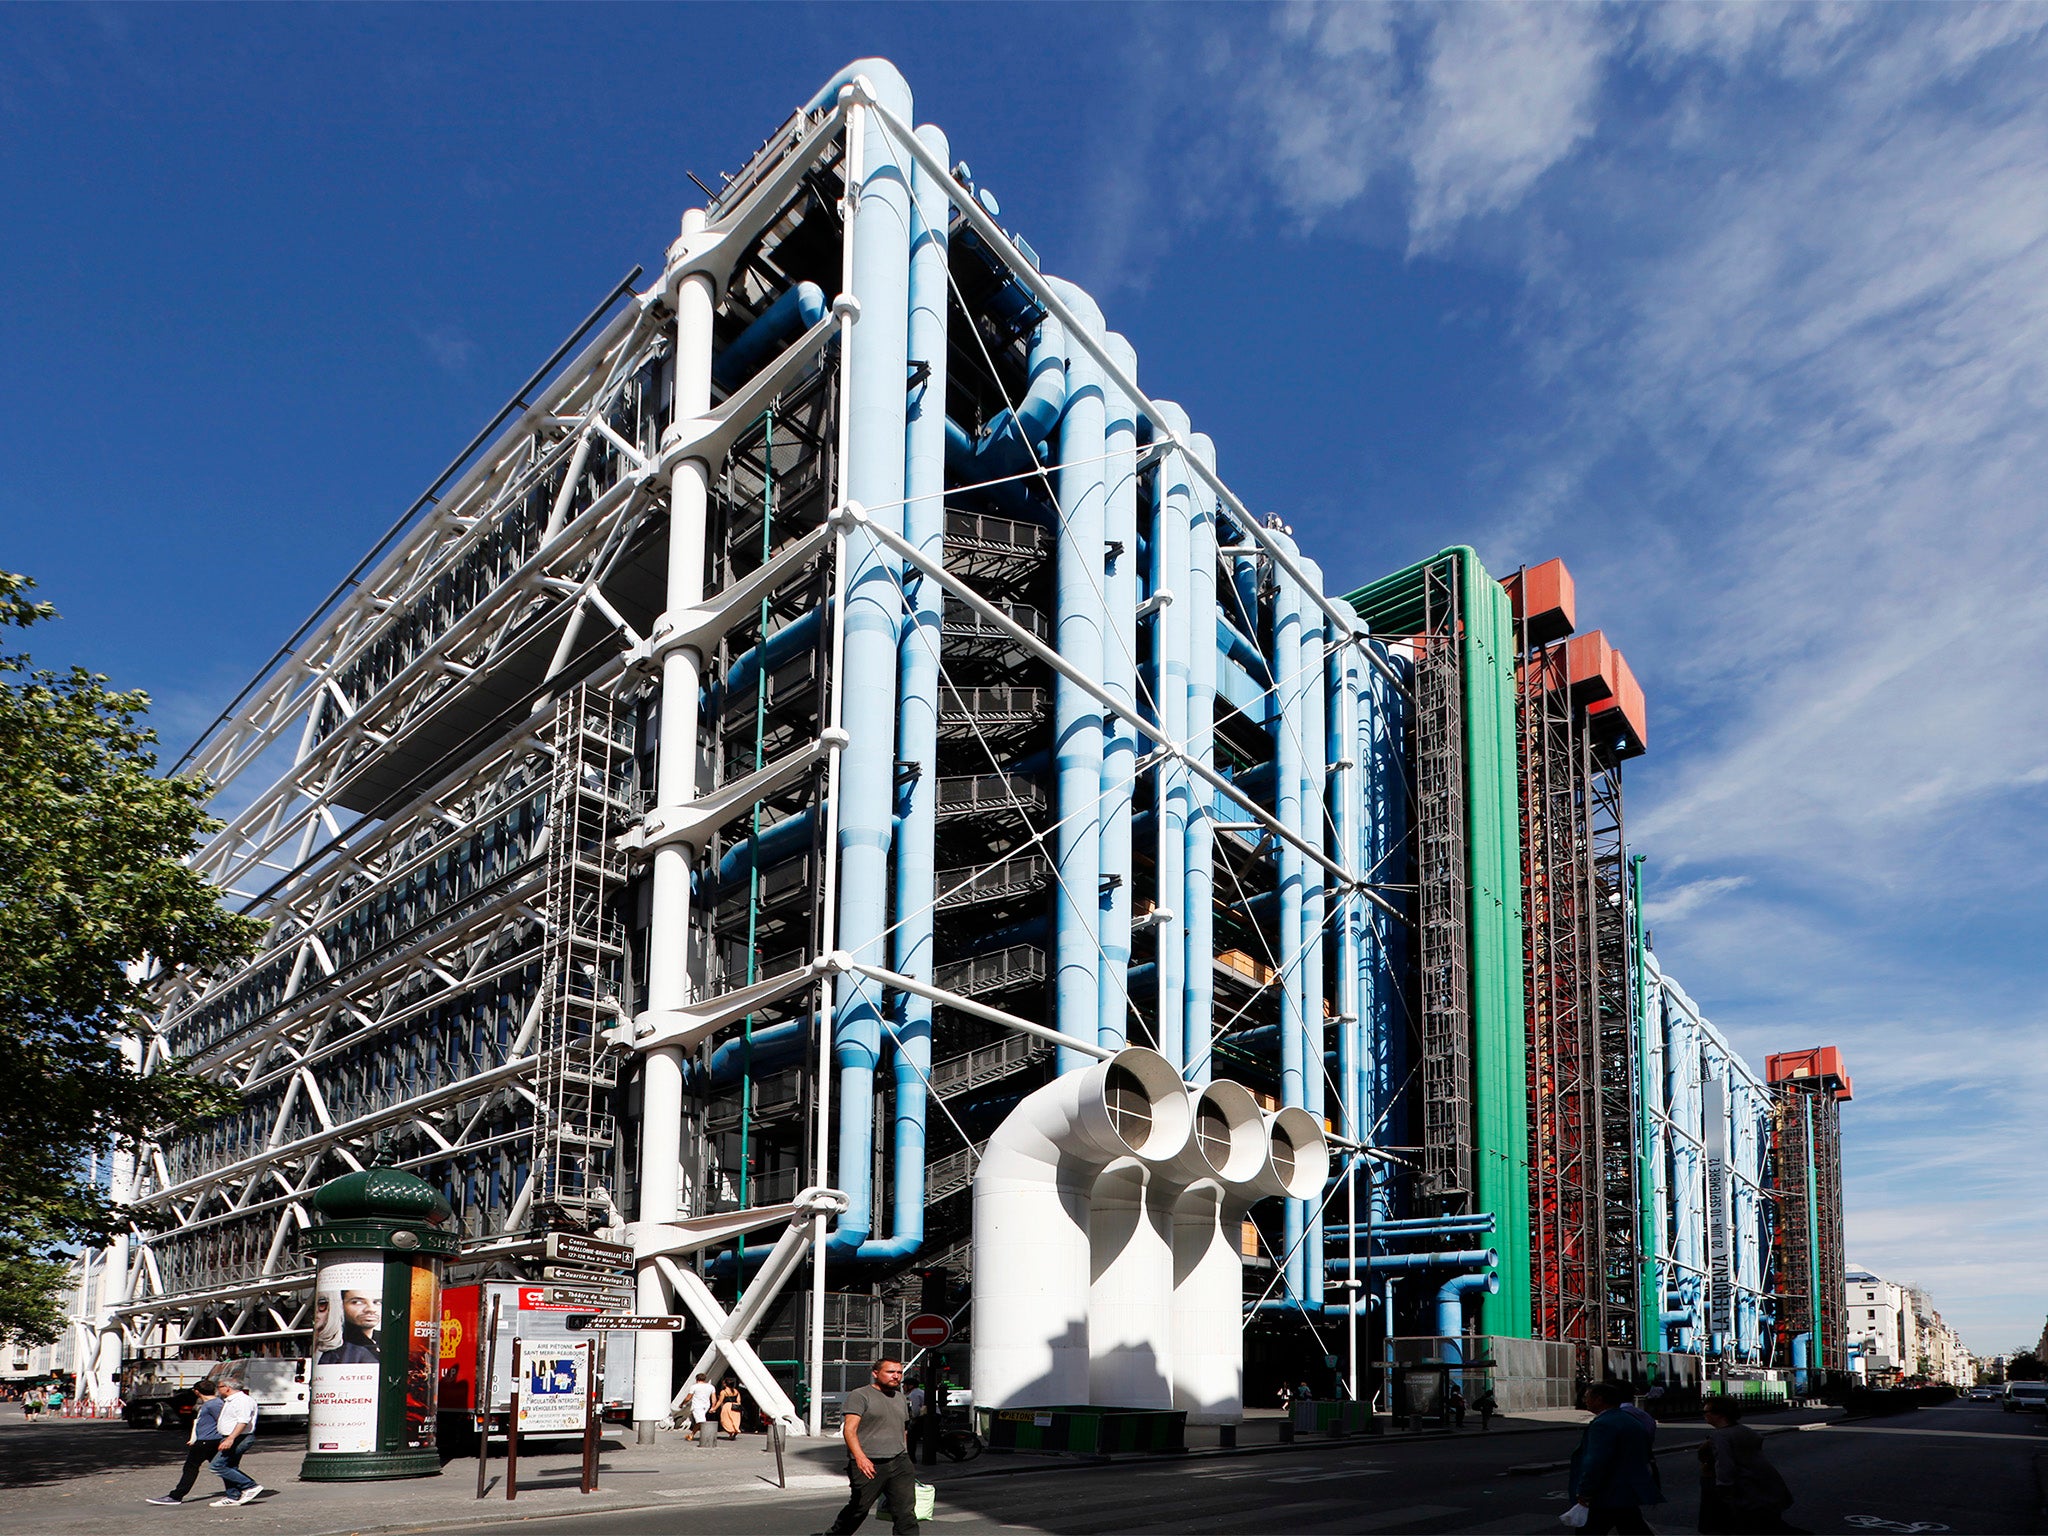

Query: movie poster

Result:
[404,1263,441,1448]
[308,1258,382,1454]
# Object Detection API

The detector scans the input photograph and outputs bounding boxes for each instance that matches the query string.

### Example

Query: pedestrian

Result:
[1698,1394,1803,1534]
[205,1378,265,1508]
[904,1380,927,1461]
[1610,1379,1657,1444]
[145,1379,224,1506]
[1643,1382,1667,1422]
[1276,1382,1293,1412]
[1474,1387,1498,1431]
[1565,1380,1661,1534]
[817,1356,921,1535]
[684,1373,714,1445]
[1449,1385,1467,1428]
[715,1379,743,1441]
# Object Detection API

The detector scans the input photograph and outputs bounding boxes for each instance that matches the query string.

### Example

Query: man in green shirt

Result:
[819,1357,920,1534]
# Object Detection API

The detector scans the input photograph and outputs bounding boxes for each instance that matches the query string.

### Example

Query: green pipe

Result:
[1630,854,1658,1352]
[1345,547,1531,1340]
[1803,1094,1821,1372]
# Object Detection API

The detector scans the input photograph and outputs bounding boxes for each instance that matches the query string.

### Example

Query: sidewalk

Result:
[0,1405,1845,1536]
[0,1418,1043,1536]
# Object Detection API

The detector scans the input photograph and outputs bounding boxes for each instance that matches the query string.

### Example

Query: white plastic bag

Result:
[877,1482,938,1521]
[1558,1504,1589,1529]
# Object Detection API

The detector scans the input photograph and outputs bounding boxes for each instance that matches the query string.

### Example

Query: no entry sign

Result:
[906,1312,951,1349]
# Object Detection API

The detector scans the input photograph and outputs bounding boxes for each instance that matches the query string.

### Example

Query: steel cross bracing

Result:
[1415,558,1473,1201]
[1519,640,1601,1346]
[179,307,673,908]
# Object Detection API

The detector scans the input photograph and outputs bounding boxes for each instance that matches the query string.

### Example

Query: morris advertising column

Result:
[299,1170,458,1481]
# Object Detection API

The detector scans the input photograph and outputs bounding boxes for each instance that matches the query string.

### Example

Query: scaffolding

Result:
[1415,558,1473,1202]
[1770,1083,1847,1373]
[531,685,633,1233]
[1587,755,1641,1346]
[1519,639,1603,1347]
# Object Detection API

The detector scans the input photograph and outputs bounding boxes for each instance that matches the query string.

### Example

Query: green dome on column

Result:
[308,1168,456,1227]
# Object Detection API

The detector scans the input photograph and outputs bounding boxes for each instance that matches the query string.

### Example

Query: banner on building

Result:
[1703,1078,1734,1339]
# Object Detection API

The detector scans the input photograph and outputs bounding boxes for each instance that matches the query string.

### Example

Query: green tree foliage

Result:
[2007,1351,2044,1382]
[0,573,263,1342]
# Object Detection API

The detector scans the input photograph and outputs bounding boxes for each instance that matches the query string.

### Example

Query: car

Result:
[2001,1381,2048,1413]
[1968,1384,2002,1401]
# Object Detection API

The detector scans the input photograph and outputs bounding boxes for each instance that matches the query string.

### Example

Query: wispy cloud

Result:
[1168,0,2048,1347]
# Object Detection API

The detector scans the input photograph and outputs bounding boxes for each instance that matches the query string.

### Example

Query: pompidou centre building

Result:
[104,58,1852,1431]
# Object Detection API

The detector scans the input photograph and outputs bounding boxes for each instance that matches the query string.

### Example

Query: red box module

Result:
[1501,558,1576,648]
[1766,1047,1853,1101]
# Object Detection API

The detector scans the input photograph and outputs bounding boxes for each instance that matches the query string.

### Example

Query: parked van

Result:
[2002,1381,2047,1413]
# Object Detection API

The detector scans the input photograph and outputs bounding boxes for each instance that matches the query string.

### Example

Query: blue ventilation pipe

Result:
[1097,333,1140,1053]
[1150,401,1194,1075]
[1183,433,1219,1085]
[827,57,913,1258]
[712,604,826,710]
[1270,540,1308,1301]
[1438,1271,1500,1370]
[1297,552,1330,1307]
[943,320,1067,491]
[849,121,953,1263]
[713,282,827,392]
[1047,276,1106,1076]
[1328,1248,1498,1273]
[1332,612,1365,1157]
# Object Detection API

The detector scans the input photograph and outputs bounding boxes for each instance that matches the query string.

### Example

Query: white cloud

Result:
[1404,2,1609,249]
[1194,0,2048,1349]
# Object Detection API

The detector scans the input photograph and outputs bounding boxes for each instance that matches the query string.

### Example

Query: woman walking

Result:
[1698,1395,1803,1533]
[715,1380,743,1441]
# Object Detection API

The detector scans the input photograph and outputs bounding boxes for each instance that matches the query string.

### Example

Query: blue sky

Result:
[6,4,2043,1352]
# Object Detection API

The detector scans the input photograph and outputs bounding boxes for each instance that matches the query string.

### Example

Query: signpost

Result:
[546,1284,633,1309]
[546,1233,633,1268]
[906,1313,952,1350]
[566,1315,684,1332]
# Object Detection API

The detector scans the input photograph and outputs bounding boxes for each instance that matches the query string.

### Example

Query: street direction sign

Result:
[546,1284,632,1309]
[540,1263,625,1283]
[906,1312,952,1349]
[565,1315,685,1332]
[546,1233,633,1267]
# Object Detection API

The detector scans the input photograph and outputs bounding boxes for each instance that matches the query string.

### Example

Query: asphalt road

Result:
[387,1398,2048,1536]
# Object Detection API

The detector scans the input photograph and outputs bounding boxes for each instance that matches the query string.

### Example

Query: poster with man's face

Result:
[309,1258,382,1453]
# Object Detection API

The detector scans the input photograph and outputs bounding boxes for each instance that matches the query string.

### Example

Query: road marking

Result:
[1818,1424,2038,1443]
[1267,1467,1392,1483]
[1346,1504,1467,1530]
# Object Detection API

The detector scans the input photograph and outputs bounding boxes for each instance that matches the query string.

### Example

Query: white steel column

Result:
[634,209,715,1437]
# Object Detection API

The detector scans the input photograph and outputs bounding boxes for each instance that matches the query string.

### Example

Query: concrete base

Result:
[635,1418,660,1445]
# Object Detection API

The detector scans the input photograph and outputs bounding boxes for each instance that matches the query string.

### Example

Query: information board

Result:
[516,1340,590,1433]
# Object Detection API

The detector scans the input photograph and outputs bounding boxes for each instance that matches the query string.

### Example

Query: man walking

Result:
[144,1378,224,1506]
[206,1378,264,1507]
[1566,1380,1661,1534]
[819,1357,921,1535]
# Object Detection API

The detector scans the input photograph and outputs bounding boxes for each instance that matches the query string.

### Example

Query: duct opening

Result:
[1270,1127,1297,1185]
[1194,1101,1231,1170]
[1103,1064,1154,1147]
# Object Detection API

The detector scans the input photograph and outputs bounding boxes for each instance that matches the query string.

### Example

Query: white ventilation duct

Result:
[973,1047,1192,1410]
[1087,1080,1268,1409]
[1170,1102,1328,1422]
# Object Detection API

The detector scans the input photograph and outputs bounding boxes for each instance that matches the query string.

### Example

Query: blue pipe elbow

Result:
[713,282,827,392]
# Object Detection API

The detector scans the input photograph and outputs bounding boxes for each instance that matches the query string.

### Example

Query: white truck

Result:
[122,1357,310,1432]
